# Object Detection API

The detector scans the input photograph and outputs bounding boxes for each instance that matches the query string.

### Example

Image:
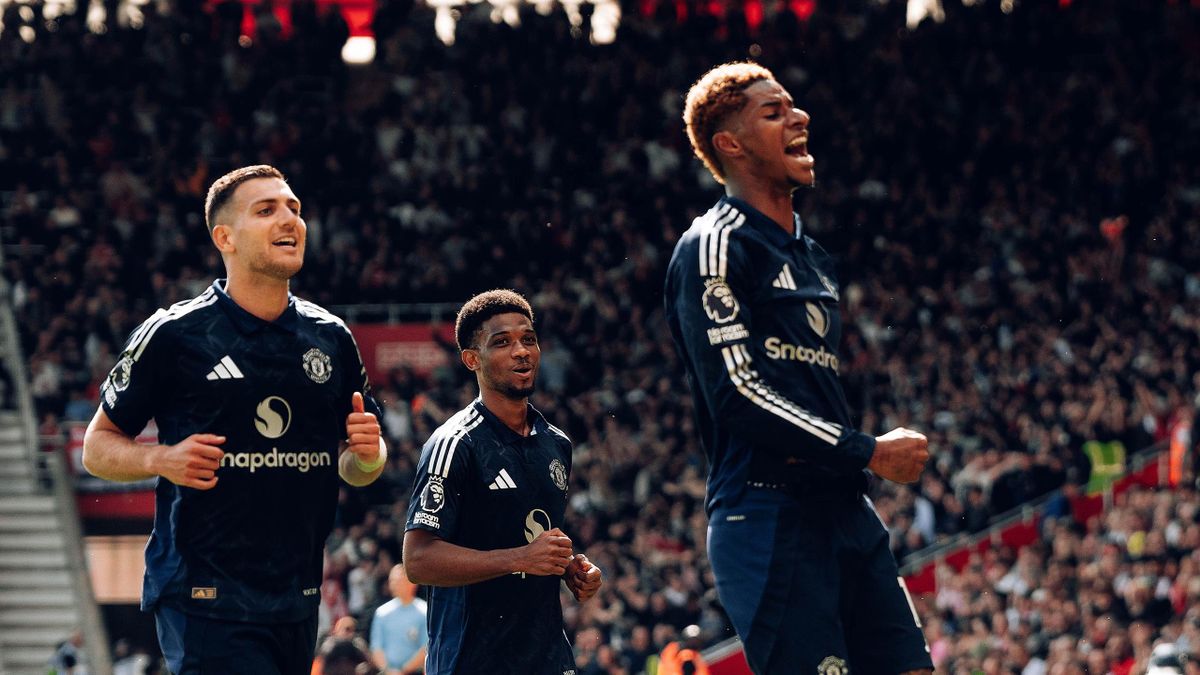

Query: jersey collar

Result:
[212,279,301,334]
[722,196,808,249]
[471,397,550,441]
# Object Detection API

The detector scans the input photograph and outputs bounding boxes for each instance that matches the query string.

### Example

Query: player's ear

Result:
[211,223,235,254]
[712,130,741,161]
[461,349,480,372]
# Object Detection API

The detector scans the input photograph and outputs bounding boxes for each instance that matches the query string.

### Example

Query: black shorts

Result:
[155,605,318,675]
[708,488,932,675]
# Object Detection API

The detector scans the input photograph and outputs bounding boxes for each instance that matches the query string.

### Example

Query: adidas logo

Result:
[771,264,798,290]
[488,468,517,490]
[205,355,245,380]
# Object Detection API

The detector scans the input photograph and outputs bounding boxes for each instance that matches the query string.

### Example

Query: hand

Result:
[346,391,382,466]
[563,553,603,602]
[868,427,930,484]
[516,528,574,577]
[152,434,225,490]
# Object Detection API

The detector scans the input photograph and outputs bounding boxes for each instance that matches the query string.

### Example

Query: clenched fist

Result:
[516,528,574,577]
[868,427,930,484]
[564,553,603,602]
[154,434,226,490]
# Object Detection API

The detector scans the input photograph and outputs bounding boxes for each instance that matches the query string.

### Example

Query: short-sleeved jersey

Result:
[100,280,381,623]
[404,399,576,675]
[664,197,876,513]
[370,597,428,669]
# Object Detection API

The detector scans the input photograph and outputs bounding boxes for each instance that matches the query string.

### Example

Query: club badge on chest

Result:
[302,347,332,384]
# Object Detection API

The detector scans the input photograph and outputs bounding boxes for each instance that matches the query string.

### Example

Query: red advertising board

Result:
[349,323,456,384]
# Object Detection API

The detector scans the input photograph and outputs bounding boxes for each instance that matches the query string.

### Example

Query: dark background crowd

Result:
[3,0,1200,672]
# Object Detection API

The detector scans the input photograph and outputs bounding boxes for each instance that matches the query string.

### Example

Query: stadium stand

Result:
[2,0,1199,672]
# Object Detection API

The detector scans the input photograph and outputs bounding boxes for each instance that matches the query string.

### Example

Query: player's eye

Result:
[521,335,537,345]
[258,207,272,216]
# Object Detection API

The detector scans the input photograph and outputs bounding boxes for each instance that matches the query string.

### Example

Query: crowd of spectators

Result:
[3,0,1200,670]
[924,486,1200,675]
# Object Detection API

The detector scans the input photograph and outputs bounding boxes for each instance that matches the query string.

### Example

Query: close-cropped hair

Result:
[454,289,535,351]
[204,165,286,233]
[683,62,776,184]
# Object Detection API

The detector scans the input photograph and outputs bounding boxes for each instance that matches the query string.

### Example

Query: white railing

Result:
[0,243,112,675]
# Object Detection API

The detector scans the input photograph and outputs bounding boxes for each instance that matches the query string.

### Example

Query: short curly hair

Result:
[454,289,535,351]
[683,62,776,185]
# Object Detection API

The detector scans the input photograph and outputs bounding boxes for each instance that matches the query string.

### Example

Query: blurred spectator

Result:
[369,564,427,675]
[48,630,87,675]
[111,638,151,675]
[314,616,375,675]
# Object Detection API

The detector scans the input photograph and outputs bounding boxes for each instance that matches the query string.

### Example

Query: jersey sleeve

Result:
[99,311,170,437]
[665,232,875,473]
[404,426,472,538]
[368,610,383,651]
[341,327,383,420]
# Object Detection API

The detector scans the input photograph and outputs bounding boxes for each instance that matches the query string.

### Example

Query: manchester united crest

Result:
[817,656,848,675]
[549,459,568,492]
[302,348,332,384]
[817,272,840,301]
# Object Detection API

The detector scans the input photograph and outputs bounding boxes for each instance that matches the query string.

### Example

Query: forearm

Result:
[400,647,426,673]
[82,424,157,482]
[715,388,875,472]
[338,438,387,487]
[404,534,521,587]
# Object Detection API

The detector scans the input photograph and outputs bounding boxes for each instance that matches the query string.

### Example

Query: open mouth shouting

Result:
[785,135,814,167]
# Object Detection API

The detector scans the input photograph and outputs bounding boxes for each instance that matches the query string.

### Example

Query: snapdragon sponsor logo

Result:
[255,396,292,439]
[763,337,840,372]
[220,448,332,473]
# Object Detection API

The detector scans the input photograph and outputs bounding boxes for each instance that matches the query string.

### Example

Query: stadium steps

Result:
[0,419,87,675]
[0,439,38,496]
[0,443,34,481]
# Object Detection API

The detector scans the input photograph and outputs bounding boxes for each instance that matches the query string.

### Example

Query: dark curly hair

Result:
[454,289,534,351]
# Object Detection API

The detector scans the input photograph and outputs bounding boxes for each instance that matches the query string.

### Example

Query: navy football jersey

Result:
[664,197,876,513]
[405,399,576,675]
[100,280,381,623]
